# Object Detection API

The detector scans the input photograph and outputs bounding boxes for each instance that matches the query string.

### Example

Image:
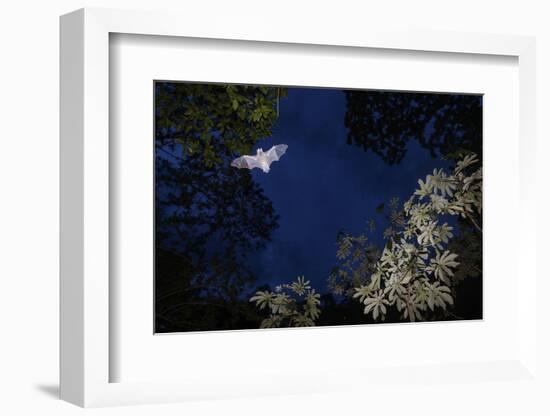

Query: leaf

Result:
[414,178,433,199]
[429,250,460,284]
[289,275,311,295]
[249,291,273,310]
[353,286,373,303]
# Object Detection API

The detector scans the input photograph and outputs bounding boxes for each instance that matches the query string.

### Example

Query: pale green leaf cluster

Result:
[250,276,321,328]
[350,154,481,322]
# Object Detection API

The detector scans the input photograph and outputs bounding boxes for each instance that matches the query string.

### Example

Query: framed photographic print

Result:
[60,7,538,408]
[153,81,483,334]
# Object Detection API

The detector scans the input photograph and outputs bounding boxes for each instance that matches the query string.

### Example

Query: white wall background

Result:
[0,1,548,414]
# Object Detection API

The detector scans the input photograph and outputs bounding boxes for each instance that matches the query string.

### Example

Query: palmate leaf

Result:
[425,282,454,311]
[408,204,432,228]
[414,178,434,199]
[402,298,425,322]
[400,262,417,285]
[260,315,283,328]
[353,285,374,303]
[270,293,291,314]
[429,194,449,213]
[427,169,457,197]
[383,279,406,302]
[249,290,273,310]
[380,246,399,268]
[428,250,460,285]
[336,235,353,260]
[417,220,438,247]
[415,289,429,306]
[287,276,311,296]
[363,290,389,321]
[437,223,454,244]
[455,154,478,173]
[291,315,315,327]
[304,290,321,320]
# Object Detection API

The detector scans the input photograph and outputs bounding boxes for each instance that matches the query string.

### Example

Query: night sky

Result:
[247,87,452,293]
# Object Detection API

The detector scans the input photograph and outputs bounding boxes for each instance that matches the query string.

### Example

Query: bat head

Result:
[256,148,264,155]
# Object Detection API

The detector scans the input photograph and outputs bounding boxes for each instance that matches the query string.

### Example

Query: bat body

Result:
[231,144,288,173]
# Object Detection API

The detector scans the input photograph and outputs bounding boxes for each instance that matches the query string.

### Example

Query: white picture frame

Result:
[60,7,538,408]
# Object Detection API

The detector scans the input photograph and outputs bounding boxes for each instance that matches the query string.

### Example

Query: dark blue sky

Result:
[247,88,451,293]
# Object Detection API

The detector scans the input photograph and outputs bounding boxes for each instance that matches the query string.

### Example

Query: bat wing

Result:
[265,144,288,166]
[231,155,260,170]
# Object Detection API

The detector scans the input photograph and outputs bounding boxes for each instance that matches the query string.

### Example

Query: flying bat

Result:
[231,144,288,173]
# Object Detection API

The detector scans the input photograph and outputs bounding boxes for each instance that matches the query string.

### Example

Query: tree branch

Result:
[465,212,482,233]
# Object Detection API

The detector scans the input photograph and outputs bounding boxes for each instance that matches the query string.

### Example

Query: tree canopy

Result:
[344,91,482,165]
[155,82,286,332]
[156,82,285,166]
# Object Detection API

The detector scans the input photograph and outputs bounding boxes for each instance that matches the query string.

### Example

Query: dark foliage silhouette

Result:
[344,91,482,165]
[155,82,284,332]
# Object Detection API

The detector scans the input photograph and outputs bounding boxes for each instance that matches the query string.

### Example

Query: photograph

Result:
[2,1,545,413]
[154,82,483,333]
